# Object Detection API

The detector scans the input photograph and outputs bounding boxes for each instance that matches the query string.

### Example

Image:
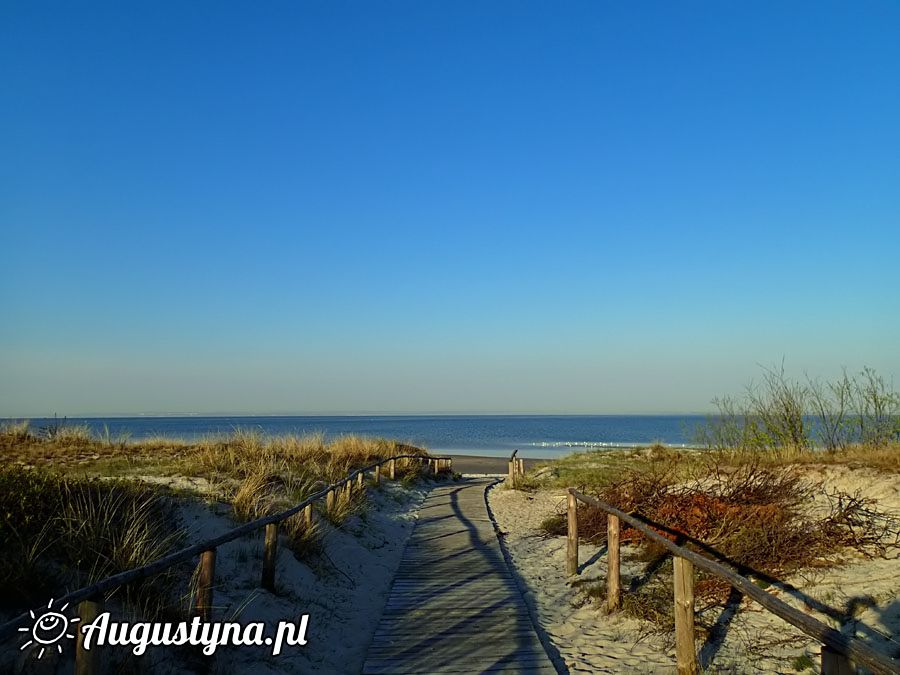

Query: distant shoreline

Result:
[446,454,550,474]
[1,412,712,420]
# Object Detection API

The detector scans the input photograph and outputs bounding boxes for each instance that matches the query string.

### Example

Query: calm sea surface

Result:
[14,415,708,458]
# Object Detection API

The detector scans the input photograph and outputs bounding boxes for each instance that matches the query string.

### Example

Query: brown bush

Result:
[543,461,900,582]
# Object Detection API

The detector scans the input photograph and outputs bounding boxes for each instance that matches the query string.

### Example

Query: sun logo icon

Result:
[18,599,81,659]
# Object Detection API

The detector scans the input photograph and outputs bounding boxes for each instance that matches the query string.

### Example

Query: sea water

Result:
[13,414,708,458]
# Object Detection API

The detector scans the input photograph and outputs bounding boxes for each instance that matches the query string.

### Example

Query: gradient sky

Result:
[1,1,898,417]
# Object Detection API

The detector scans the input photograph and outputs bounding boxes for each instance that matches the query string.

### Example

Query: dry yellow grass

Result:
[0,424,434,611]
[0,422,430,564]
[786,442,900,472]
[321,482,364,526]
[177,429,419,484]
[0,421,428,482]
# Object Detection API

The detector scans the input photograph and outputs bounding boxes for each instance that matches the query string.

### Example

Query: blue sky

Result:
[1,1,898,416]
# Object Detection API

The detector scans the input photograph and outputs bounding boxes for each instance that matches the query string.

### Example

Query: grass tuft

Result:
[321,484,365,527]
[0,466,184,615]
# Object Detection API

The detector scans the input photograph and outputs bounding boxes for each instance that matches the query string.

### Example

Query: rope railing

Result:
[0,452,452,672]
[565,488,900,675]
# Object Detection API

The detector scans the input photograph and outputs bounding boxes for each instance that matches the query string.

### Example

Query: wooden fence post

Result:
[356,471,365,491]
[195,549,216,621]
[673,556,697,675]
[303,503,313,529]
[389,458,396,480]
[517,457,525,478]
[76,597,102,675]
[325,489,335,512]
[261,523,278,592]
[508,460,517,488]
[374,464,381,484]
[567,490,578,576]
[607,513,621,612]
[821,645,855,675]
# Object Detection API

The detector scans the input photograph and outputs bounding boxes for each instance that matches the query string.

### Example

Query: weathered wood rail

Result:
[0,452,452,672]
[507,449,525,488]
[565,488,900,675]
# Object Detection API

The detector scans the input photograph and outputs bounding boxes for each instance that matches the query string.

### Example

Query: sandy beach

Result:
[446,454,549,475]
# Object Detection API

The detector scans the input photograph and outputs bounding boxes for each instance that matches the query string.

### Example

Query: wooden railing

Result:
[565,488,900,675]
[0,452,452,671]
[507,449,525,488]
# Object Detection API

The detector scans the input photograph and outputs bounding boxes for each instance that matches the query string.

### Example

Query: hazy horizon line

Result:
[1,410,716,420]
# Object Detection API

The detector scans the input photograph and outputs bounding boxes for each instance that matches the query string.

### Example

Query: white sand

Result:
[489,488,675,673]
[488,466,900,674]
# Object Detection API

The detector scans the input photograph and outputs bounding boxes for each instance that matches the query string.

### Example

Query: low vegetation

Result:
[0,420,427,478]
[0,424,435,623]
[544,455,899,576]
[0,467,184,614]
[531,365,899,646]
[537,447,900,651]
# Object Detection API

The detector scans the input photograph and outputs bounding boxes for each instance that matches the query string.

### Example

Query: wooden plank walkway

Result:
[363,478,557,674]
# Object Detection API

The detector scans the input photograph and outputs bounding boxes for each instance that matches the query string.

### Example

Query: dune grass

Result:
[0,420,428,481]
[321,483,365,527]
[0,467,185,614]
[0,423,435,618]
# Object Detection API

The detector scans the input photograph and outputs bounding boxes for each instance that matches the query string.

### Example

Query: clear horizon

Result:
[2,2,898,417]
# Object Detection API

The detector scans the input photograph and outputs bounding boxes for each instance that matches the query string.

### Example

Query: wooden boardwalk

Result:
[363,478,557,674]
